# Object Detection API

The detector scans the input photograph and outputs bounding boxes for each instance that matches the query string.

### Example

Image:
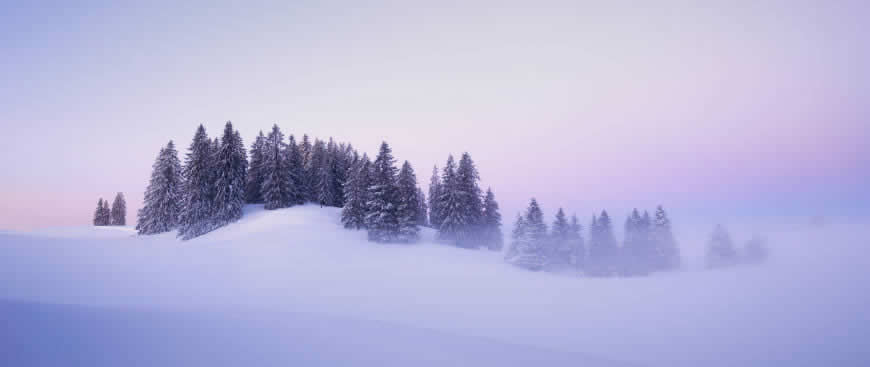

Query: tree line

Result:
[705,225,769,268]
[505,199,680,276]
[93,192,126,226]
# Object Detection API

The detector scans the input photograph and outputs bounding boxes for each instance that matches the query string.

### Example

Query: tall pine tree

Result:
[178,125,216,240]
[481,188,503,251]
[136,141,182,235]
[651,205,680,271]
[261,124,294,210]
[341,154,371,230]
[548,208,573,269]
[110,192,126,226]
[365,142,400,243]
[245,131,267,204]
[427,165,443,229]
[454,152,483,248]
[212,121,247,227]
[395,161,421,243]
[507,198,547,270]
[587,210,618,276]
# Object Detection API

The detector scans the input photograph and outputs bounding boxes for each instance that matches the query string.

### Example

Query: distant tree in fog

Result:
[742,234,769,265]
[547,208,573,270]
[587,210,618,276]
[705,224,739,268]
[396,160,421,243]
[506,198,548,271]
[651,206,681,271]
[481,188,503,251]
[110,192,126,226]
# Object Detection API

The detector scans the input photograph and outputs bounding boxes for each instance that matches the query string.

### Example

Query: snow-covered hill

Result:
[1,205,868,366]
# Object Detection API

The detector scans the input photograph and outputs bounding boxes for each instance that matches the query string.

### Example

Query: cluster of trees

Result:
[427,153,503,250]
[506,199,680,276]
[93,193,126,226]
[341,142,427,243]
[137,122,368,239]
[705,225,769,268]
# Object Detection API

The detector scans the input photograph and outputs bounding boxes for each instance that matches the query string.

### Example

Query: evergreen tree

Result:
[93,198,106,226]
[587,210,618,276]
[504,214,525,261]
[436,156,463,243]
[570,214,586,271]
[110,192,126,226]
[427,165,443,229]
[481,188,503,251]
[416,188,429,227]
[212,121,247,227]
[286,134,305,205]
[136,141,182,234]
[454,152,484,248]
[620,209,650,276]
[341,154,371,230]
[261,124,293,210]
[507,198,547,270]
[395,161,421,243]
[706,224,738,269]
[313,139,334,207]
[299,134,316,202]
[178,125,216,240]
[548,208,572,269]
[742,234,769,264]
[651,205,681,271]
[245,131,267,203]
[365,142,400,243]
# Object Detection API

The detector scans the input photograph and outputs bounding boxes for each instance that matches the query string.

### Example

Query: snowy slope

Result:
[1,205,868,366]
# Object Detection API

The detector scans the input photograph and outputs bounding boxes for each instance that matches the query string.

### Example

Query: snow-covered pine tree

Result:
[286,134,305,205]
[416,188,429,227]
[365,142,400,243]
[212,121,247,228]
[341,154,371,229]
[136,141,183,235]
[570,214,586,271]
[620,209,647,276]
[314,139,335,207]
[587,210,618,276]
[454,152,484,248]
[705,224,738,269]
[548,208,572,270]
[395,161,421,243]
[245,131,267,204]
[101,199,111,225]
[481,188,503,251]
[436,156,463,243]
[328,140,348,208]
[178,125,217,240]
[504,213,526,262]
[93,198,106,226]
[300,135,316,202]
[427,165,443,229]
[261,124,293,210]
[110,192,126,226]
[651,205,680,271]
[508,198,547,271]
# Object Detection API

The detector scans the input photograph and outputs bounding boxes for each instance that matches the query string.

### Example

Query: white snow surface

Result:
[1,204,868,366]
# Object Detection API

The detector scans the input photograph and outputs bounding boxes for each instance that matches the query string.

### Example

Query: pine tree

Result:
[481,188,503,251]
[365,142,400,243]
[651,205,680,271]
[101,199,111,225]
[427,165,443,228]
[706,224,738,269]
[416,188,429,227]
[507,198,547,270]
[621,209,649,276]
[261,124,293,210]
[436,156,462,243]
[136,141,183,235]
[178,125,216,240]
[245,131,267,203]
[742,234,769,264]
[286,134,305,205]
[454,152,483,248]
[110,192,126,226]
[299,134,316,202]
[548,208,572,269]
[395,161,421,243]
[504,214,526,262]
[93,198,106,226]
[587,210,618,276]
[341,154,371,230]
[314,139,335,207]
[212,121,247,227]
[570,214,586,271]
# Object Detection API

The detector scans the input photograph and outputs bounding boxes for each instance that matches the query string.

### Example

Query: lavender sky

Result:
[1,0,868,231]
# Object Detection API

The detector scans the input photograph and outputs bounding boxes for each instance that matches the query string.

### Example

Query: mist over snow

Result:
[2,205,868,366]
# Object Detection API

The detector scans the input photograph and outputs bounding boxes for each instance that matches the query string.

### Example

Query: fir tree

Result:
[504,214,526,262]
[651,205,680,271]
[436,156,462,243]
[261,124,293,210]
[286,134,305,205]
[178,125,216,240]
[93,198,106,226]
[481,188,503,251]
[136,141,182,235]
[313,139,334,207]
[570,214,586,270]
[742,234,769,264]
[365,142,400,243]
[454,152,483,248]
[245,131,267,203]
[341,154,371,230]
[427,165,443,229]
[587,210,618,276]
[548,208,572,269]
[620,209,650,276]
[212,121,247,227]
[706,224,738,269]
[507,198,547,270]
[299,134,316,202]
[110,192,126,226]
[395,161,421,243]
[416,188,429,227]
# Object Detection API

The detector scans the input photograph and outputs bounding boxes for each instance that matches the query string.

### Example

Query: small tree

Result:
[110,192,126,226]
[395,161,421,243]
[742,234,769,265]
[481,188,503,251]
[93,198,107,226]
[508,198,547,271]
[548,208,573,270]
[705,224,738,269]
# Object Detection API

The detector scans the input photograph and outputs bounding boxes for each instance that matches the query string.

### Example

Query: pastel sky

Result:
[1,0,868,231]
